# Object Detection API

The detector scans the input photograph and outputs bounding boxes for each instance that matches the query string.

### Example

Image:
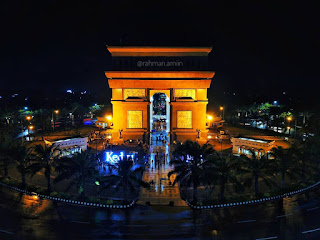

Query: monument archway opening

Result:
[150,92,170,145]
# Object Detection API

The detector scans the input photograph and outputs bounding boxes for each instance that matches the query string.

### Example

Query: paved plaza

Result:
[137,130,187,206]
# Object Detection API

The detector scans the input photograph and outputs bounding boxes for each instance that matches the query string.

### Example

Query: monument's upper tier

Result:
[107,46,212,56]
[106,46,213,72]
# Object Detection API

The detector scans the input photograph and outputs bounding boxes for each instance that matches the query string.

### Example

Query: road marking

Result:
[307,206,319,212]
[71,221,90,224]
[237,219,256,224]
[0,229,14,235]
[276,213,292,218]
[302,228,320,234]
[256,236,278,240]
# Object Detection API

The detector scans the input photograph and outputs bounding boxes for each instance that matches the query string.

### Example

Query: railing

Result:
[186,181,320,209]
[0,182,137,209]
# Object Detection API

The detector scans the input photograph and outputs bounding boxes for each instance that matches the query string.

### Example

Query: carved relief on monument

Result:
[177,111,192,128]
[127,110,143,128]
[175,89,196,99]
[124,89,145,99]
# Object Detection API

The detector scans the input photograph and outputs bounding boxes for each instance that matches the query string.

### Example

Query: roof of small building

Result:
[232,136,274,143]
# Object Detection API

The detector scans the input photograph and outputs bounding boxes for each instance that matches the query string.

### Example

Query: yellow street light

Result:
[287,116,292,121]
[54,110,59,114]
[28,125,34,130]
[220,106,224,120]
[26,116,32,121]
[287,126,291,130]
[207,115,213,121]
[106,115,112,121]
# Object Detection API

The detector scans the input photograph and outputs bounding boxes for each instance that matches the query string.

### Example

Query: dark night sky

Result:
[0,1,319,106]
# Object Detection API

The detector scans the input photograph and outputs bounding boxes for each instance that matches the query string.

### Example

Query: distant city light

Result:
[25,98,28,101]
[94,103,97,106]
[283,91,286,95]
[273,101,278,105]
[67,90,72,93]
[24,106,28,110]
[0,96,2,99]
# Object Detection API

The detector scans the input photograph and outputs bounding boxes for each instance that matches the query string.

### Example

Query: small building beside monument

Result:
[44,137,88,158]
[231,137,275,158]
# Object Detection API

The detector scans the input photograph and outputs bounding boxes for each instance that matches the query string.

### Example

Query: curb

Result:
[186,181,320,209]
[0,182,136,209]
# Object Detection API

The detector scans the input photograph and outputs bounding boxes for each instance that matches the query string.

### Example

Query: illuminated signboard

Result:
[105,151,135,164]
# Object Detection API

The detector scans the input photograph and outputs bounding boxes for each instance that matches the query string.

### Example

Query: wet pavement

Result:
[2,184,320,239]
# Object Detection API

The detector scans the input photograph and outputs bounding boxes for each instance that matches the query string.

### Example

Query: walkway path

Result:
[137,131,187,206]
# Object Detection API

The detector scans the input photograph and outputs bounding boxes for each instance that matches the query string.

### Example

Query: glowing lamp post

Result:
[28,125,34,141]
[287,116,292,135]
[105,115,112,128]
[207,115,213,128]
[220,106,224,120]
[287,126,291,135]
[52,110,59,131]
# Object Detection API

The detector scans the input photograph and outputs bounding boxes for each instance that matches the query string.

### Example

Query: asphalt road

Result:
[1,185,320,240]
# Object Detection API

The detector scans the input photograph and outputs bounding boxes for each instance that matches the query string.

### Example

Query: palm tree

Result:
[171,140,215,163]
[240,150,276,197]
[99,158,149,200]
[0,128,14,177]
[27,143,60,194]
[169,140,216,203]
[10,142,33,189]
[54,151,97,198]
[208,154,242,202]
[289,143,310,183]
[301,136,320,180]
[271,146,301,188]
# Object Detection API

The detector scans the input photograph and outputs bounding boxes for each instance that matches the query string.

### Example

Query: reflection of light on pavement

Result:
[21,194,51,216]
[137,129,187,206]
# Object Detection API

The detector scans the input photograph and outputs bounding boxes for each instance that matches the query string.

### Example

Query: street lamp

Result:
[106,115,112,121]
[26,116,32,121]
[27,125,34,141]
[207,115,213,128]
[220,106,224,120]
[105,115,112,128]
[287,126,291,135]
[286,116,292,135]
[52,110,59,131]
